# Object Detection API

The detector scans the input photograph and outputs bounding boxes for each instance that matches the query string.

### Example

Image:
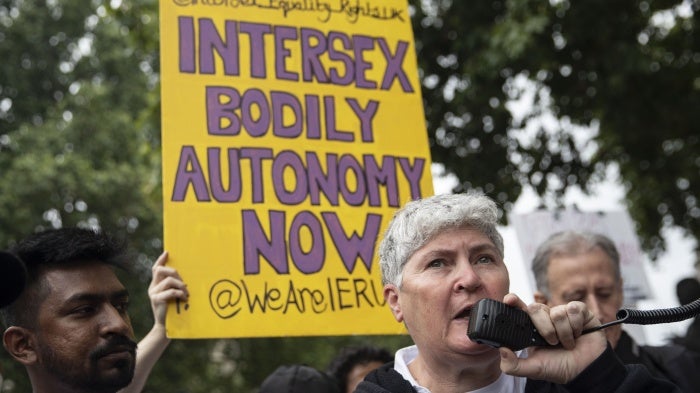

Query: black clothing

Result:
[259,365,340,393]
[615,331,700,393]
[672,317,700,354]
[356,345,680,393]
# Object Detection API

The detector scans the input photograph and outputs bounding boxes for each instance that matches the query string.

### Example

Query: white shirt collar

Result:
[392,345,527,393]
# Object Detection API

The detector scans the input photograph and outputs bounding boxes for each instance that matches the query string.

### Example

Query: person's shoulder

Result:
[357,362,416,393]
[363,361,397,382]
[641,341,700,363]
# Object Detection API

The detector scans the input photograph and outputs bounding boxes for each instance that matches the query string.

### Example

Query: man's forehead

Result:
[550,248,614,268]
[41,262,126,298]
[548,255,620,287]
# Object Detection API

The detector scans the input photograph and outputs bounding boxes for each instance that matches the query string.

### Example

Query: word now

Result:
[178,17,414,92]
[243,210,381,275]
[209,276,386,319]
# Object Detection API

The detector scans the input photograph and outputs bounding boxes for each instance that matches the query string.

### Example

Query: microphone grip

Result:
[467,297,700,351]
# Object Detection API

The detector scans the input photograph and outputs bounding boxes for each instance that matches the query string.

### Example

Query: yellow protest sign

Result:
[160,0,433,338]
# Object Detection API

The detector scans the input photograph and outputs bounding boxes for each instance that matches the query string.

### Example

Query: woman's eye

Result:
[427,259,445,268]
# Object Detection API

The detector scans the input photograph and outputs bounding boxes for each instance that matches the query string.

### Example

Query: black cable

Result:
[582,298,700,334]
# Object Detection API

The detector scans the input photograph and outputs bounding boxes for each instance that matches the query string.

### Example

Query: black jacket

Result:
[615,331,700,393]
[356,345,680,393]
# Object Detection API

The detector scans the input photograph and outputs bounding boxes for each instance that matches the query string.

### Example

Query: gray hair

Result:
[378,192,504,287]
[531,230,621,298]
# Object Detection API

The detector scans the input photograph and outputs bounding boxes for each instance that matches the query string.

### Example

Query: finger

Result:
[149,252,172,288]
[500,346,565,383]
[499,347,523,376]
[502,293,526,310]
[149,276,189,297]
[573,301,602,331]
[550,305,575,349]
[150,287,189,303]
[527,302,559,346]
[565,302,586,337]
[151,260,185,290]
[153,251,168,268]
[152,265,182,282]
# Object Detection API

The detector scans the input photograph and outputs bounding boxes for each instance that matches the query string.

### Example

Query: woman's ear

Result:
[383,284,403,322]
[3,326,38,365]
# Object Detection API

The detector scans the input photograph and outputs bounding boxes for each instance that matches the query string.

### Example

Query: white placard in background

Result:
[510,209,652,303]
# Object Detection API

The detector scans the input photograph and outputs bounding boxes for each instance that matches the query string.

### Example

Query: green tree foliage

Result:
[0,4,410,391]
[0,0,167,390]
[412,0,699,256]
[0,0,698,390]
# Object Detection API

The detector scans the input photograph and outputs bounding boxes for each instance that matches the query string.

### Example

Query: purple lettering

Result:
[270,91,302,138]
[399,157,426,199]
[171,146,211,202]
[240,148,273,203]
[274,25,298,81]
[289,211,325,274]
[206,86,241,136]
[322,212,381,273]
[199,19,240,75]
[327,32,353,85]
[306,152,339,206]
[242,210,288,274]
[304,94,321,139]
[272,151,307,205]
[208,148,242,203]
[353,35,376,89]
[363,155,399,207]
[346,98,378,142]
[325,96,354,142]
[178,16,196,73]
[239,22,271,78]
[300,28,329,83]
[241,88,270,137]
[338,154,366,206]
[378,38,414,92]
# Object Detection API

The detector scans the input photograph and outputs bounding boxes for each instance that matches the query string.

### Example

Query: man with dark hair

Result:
[1,227,188,393]
[327,346,393,393]
[0,251,27,308]
[531,230,700,392]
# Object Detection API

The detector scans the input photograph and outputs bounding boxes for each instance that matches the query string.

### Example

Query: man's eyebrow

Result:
[562,289,584,298]
[64,289,130,303]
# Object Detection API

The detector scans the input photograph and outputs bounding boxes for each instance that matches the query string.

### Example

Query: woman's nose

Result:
[453,261,482,292]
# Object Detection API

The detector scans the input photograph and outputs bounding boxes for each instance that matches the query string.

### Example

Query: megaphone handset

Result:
[467,298,700,351]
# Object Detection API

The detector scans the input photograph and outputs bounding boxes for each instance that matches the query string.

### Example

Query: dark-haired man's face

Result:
[33,262,136,391]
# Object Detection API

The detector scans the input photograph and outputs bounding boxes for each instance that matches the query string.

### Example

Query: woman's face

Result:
[385,227,510,358]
